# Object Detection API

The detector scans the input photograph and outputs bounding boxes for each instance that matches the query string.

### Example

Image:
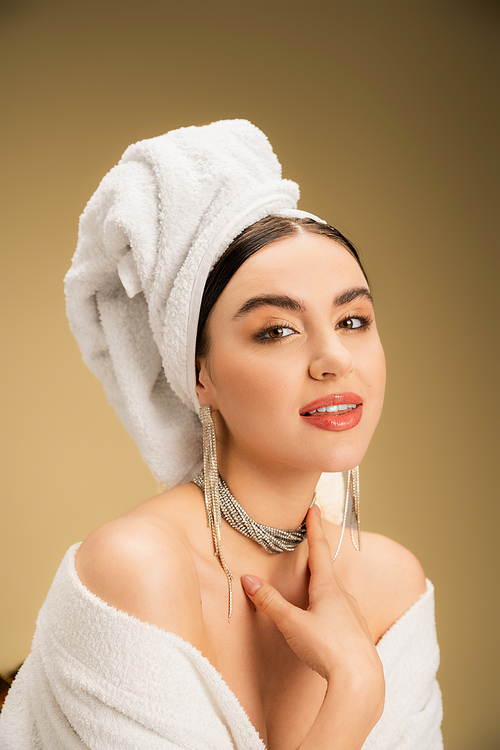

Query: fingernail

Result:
[311,504,321,517]
[241,575,263,596]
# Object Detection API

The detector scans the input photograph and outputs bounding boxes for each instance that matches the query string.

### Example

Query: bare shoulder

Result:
[361,530,427,599]
[75,482,208,648]
[325,523,427,642]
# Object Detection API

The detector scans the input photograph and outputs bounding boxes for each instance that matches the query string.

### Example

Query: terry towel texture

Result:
[64,119,300,490]
[0,545,443,749]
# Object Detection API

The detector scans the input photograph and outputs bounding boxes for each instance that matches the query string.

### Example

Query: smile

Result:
[299,392,363,432]
[302,404,357,416]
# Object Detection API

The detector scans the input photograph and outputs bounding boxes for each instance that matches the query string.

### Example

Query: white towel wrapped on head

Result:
[65,119,298,489]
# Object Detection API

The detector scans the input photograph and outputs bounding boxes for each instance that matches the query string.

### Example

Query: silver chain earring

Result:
[198,405,234,618]
[331,466,361,562]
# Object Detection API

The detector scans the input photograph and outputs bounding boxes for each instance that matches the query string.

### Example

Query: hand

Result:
[241,505,383,687]
[242,505,385,748]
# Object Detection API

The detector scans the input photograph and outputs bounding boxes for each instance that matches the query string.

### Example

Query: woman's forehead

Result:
[220,232,367,302]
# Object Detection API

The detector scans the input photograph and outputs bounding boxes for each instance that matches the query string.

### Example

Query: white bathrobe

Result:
[0,544,442,749]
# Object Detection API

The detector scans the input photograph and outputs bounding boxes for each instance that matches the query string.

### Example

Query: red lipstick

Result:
[300,392,363,432]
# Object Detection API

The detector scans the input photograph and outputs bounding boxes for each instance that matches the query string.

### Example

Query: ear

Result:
[195,356,217,408]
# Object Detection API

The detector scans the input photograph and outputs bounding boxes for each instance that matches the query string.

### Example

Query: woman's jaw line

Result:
[213,402,365,480]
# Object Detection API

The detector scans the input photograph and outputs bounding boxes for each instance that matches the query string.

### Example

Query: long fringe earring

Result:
[331,466,361,562]
[198,405,234,618]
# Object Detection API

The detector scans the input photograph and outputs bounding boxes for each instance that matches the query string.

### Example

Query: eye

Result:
[256,325,297,341]
[336,316,371,331]
[263,326,296,339]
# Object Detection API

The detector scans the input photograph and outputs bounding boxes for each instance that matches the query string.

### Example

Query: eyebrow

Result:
[234,286,373,319]
[234,294,305,318]
[334,286,374,307]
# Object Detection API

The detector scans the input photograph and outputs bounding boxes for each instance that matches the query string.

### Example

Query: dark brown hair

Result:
[196,215,368,359]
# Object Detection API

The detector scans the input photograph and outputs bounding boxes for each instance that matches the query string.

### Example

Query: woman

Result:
[0,120,442,749]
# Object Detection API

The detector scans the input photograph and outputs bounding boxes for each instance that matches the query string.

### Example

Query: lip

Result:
[300,392,363,432]
[300,392,363,414]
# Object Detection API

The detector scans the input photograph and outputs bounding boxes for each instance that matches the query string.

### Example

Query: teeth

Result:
[305,404,357,415]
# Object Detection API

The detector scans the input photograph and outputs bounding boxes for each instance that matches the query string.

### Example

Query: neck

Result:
[216,452,320,532]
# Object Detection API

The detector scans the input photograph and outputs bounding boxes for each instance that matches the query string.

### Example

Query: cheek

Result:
[362,344,386,415]
[212,349,286,412]
[209,342,299,441]
[372,345,386,388]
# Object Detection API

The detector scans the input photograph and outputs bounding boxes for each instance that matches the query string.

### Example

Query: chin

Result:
[304,436,372,474]
[290,449,368,476]
[317,458,365,474]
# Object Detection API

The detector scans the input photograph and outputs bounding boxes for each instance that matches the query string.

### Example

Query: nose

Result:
[308,331,354,381]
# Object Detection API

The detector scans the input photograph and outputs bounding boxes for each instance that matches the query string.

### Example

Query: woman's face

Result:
[196,231,386,475]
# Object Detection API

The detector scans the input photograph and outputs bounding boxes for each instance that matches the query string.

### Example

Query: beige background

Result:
[1,0,498,747]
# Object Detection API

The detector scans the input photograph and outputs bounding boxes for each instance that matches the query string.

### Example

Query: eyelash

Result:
[254,314,373,342]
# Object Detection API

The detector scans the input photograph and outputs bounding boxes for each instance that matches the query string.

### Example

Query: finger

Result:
[241,575,294,628]
[305,506,335,586]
